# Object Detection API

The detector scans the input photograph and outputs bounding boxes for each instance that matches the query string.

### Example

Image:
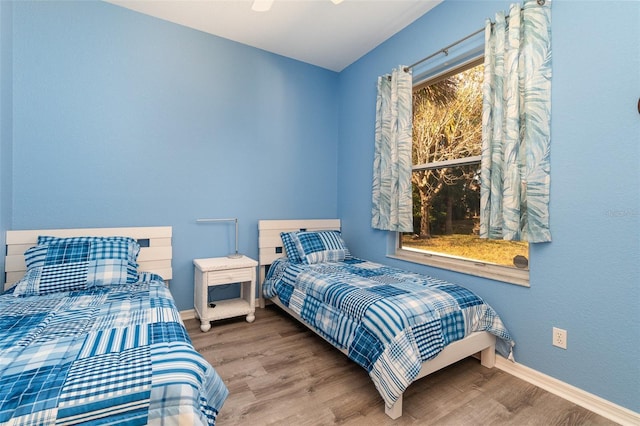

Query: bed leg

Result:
[258,267,266,309]
[480,344,496,368]
[385,395,403,419]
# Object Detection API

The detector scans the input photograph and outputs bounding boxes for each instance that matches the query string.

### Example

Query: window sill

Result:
[389,248,530,287]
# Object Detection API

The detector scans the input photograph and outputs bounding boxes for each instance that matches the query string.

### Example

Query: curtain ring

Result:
[537,0,545,5]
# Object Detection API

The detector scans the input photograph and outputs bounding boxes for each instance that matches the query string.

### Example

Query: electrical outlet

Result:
[553,327,567,349]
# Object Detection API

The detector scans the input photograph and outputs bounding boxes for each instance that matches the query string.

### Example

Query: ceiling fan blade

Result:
[251,0,274,12]
[253,0,343,13]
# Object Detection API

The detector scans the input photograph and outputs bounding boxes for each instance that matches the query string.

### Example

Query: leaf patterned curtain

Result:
[372,66,414,233]
[480,0,552,243]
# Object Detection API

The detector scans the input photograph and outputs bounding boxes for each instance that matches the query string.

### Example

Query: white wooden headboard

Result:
[257,219,341,306]
[4,226,172,291]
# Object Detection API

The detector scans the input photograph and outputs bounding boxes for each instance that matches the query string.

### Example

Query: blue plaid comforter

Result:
[264,257,514,408]
[0,274,228,425]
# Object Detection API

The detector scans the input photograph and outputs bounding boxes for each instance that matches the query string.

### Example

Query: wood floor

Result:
[186,306,617,426]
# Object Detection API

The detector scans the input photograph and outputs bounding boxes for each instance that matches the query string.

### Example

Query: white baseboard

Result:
[180,309,196,321]
[495,356,639,426]
[180,306,637,425]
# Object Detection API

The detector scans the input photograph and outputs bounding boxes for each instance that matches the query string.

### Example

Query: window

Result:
[394,59,529,286]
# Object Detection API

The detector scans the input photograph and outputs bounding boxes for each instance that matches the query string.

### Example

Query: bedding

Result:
[263,256,514,408]
[286,229,351,264]
[36,235,141,283]
[0,273,228,425]
[14,235,141,296]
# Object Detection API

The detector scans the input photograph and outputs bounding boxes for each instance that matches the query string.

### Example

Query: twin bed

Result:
[1,227,228,425]
[258,219,514,419]
[1,221,514,423]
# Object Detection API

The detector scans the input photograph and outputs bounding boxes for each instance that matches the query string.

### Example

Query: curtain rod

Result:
[404,27,484,72]
[404,0,546,73]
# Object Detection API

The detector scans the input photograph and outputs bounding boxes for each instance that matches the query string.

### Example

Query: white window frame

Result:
[391,55,530,287]
[391,240,530,287]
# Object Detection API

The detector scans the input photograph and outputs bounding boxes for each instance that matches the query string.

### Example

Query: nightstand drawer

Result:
[207,268,253,285]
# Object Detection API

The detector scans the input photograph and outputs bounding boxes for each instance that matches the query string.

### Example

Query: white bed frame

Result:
[4,226,172,291]
[258,219,496,419]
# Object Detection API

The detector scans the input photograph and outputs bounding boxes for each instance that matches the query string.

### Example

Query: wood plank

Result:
[137,246,172,262]
[186,306,618,426]
[6,226,171,244]
[257,219,341,232]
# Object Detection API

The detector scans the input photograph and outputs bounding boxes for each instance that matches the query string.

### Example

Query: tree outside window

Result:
[401,61,528,269]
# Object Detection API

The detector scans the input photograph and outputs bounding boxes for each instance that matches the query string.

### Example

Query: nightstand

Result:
[194,255,258,332]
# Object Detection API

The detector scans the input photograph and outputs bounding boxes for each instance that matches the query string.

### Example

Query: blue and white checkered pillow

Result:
[37,236,140,282]
[291,230,350,264]
[36,235,140,282]
[280,232,304,263]
[14,236,140,297]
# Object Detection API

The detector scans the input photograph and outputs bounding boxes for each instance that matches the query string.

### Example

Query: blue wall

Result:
[338,0,639,413]
[3,0,639,416]
[9,0,339,310]
[0,0,13,283]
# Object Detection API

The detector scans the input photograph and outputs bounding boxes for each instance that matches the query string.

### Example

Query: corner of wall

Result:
[0,0,14,286]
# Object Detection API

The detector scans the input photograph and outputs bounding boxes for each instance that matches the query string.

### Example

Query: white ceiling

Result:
[105,0,442,72]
